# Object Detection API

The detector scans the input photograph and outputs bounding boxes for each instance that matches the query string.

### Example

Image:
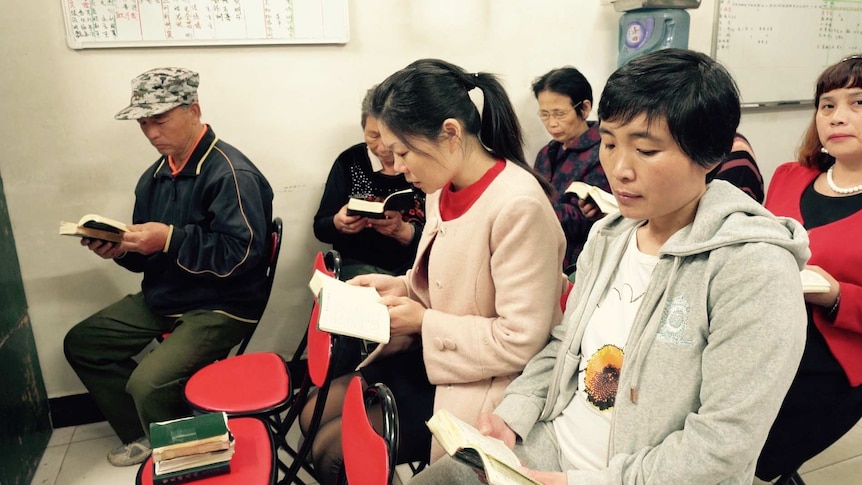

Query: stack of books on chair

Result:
[149,412,235,484]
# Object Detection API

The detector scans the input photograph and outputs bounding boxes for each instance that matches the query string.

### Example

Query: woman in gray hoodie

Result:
[411,49,810,485]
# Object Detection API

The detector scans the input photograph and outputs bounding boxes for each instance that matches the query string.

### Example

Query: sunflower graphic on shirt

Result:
[584,344,624,411]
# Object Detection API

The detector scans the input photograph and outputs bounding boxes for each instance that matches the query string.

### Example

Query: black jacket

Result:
[116,126,273,321]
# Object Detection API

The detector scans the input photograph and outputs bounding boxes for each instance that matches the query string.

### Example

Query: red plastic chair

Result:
[286,250,342,384]
[183,250,341,485]
[277,296,351,484]
[135,417,275,485]
[339,376,400,485]
[184,251,339,422]
[561,279,574,312]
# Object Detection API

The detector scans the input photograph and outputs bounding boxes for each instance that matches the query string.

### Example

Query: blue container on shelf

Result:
[617,8,691,66]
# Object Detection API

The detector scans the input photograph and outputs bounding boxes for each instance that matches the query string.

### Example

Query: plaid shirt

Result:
[534,121,608,273]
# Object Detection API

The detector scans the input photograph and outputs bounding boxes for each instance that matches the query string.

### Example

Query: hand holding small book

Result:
[477,414,567,485]
[367,210,415,244]
[476,413,517,450]
[378,294,426,337]
[82,238,126,259]
[348,273,408,298]
[427,409,541,485]
[576,198,603,222]
[334,204,369,234]
[801,265,839,308]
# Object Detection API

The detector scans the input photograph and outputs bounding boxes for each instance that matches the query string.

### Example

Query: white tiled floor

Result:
[32,419,862,485]
[31,421,138,485]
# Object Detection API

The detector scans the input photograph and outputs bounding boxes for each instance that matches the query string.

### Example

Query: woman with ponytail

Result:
[301,59,566,483]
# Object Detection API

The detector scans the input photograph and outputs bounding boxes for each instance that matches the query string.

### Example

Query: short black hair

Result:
[597,48,740,168]
[531,67,593,120]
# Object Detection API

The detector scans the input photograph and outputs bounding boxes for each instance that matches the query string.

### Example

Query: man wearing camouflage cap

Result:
[64,67,274,466]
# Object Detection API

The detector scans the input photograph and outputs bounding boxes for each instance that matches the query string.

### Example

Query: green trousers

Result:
[63,293,253,444]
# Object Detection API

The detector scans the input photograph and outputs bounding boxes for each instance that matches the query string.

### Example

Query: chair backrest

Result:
[313,249,342,280]
[263,217,284,300]
[342,376,400,485]
[324,250,342,280]
[306,301,330,387]
[288,250,342,369]
[279,301,349,483]
[235,217,283,355]
[561,280,574,312]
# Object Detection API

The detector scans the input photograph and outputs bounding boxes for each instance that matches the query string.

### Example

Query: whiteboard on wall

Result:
[712,0,862,107]
[61,0,349,49]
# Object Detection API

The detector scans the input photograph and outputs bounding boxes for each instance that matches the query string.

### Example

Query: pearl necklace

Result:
[826,166,862,195]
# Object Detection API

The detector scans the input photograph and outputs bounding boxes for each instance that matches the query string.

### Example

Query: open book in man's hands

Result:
[426,409,540,485]
[800,268,831,294]
[308,270,391,344]
[346,188,416,219]
[59,213,129,243]
[565,181,619,214]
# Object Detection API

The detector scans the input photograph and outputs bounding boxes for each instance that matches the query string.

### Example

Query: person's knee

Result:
[63,323,88,363]
[410,456,473,485]
[125,368,155,405]
[310,421,344,485]
[300,390,320,434]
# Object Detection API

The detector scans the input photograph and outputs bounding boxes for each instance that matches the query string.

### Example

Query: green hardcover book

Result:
[150,412,231,461]
[152,459,231,485]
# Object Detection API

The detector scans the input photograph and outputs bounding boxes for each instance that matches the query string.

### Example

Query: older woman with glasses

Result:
[532,67,611,275]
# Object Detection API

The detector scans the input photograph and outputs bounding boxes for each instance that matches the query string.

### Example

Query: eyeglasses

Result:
[537,101,584,121]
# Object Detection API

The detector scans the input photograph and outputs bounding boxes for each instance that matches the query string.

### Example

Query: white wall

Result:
[0,0,814,399]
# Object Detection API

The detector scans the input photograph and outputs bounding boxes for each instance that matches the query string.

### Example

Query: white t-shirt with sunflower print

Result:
[553,230,658,471]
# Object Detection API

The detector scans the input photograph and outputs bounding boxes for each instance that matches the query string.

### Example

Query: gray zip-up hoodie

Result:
[495,181,810,484]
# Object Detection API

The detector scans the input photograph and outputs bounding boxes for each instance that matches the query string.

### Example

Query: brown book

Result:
[154,441,235,475]
[153,459,231,484]
[59,214,128,243]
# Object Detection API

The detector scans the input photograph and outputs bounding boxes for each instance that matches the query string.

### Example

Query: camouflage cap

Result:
[115,67,200,120]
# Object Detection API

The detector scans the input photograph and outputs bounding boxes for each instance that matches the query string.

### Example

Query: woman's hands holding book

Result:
[350,273,423,336]
[348,273,408,297]
[379,295,426,336]
[367,210,414,244]
[476,413,517,450]
[477,413,566,485]
[334,204,368,234]
[802,265,840,308]
[577,198,602,222]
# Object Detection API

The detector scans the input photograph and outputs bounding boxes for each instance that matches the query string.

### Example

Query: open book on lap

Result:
[426,409,540,485]
[309,270,391,344]
[346,188,416,219]
[59,213,128,243]
[565,181,619,214]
